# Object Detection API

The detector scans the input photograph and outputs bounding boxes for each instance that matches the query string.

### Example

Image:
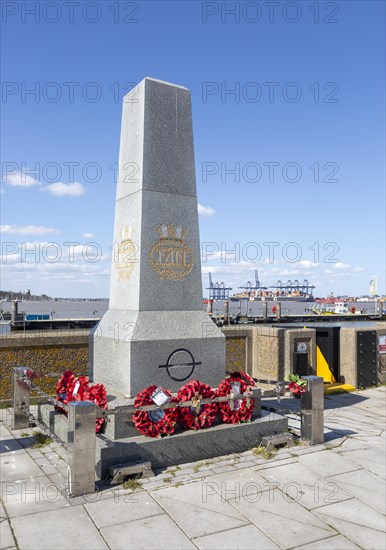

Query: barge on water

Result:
[9,318,100,331]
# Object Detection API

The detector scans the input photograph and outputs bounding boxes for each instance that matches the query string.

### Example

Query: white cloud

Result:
[353,266,365,272]
[334,262,350,270]
[45,182,86,197]
[198,203,216,217]
[83,232,95,239]
[298,260,320,269]
[3,171,40,187]
[0,225,59,235]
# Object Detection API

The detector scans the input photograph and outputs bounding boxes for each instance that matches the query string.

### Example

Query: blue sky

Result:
[1,0,385,298]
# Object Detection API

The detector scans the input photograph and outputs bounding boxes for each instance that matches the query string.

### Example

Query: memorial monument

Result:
[33,78,291,481]
[91,77,225,397]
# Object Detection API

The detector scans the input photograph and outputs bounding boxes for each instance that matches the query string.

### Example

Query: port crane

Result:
[270,279,315,295]
[239,270,267,296]
[207,273,232,300]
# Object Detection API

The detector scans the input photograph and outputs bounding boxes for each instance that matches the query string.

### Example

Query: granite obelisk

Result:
[91,77,225,397]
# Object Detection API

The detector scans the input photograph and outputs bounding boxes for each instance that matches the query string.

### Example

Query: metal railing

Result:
[255,375,324,445]
[12,367,324,497]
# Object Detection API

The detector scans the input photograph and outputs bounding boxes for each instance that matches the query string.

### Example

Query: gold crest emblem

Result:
[115,226,137,280]
[149,224,193,280]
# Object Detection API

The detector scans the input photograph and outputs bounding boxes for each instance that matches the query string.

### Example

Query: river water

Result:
[0,300,108,334]
[0,299,383,335]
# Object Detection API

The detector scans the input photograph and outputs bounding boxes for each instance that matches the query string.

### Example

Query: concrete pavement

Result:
[0,387,385,549]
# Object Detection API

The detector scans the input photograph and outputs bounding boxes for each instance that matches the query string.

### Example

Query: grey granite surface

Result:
[92,77,225,396]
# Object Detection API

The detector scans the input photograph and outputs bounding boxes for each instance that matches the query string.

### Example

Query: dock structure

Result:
[270,279,315,295]
[206,273,232,300]
[239,270,267,296]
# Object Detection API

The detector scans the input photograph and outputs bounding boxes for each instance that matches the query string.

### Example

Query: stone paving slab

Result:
[229,487,335,549]
[349,432,386,445]
[1,474,69,517]
[0,515,17,549]
[0,388,385,549]
[0,451,44,482]
[332,436,375,453]
[296,534,361,549]
[85,491,164,529]
[193,523,280,549]
[313,498,386,550]
[10,506,109,549]
[0,437,23,454]
[257,459,352,510]
[339,447,386,479]
[151,481,250,539]
[0,501,6,519]
[296,448,359,478]
[199,466,272,499]
[253,456,299,471]
[327,468,386,514]
[100,513,195,549]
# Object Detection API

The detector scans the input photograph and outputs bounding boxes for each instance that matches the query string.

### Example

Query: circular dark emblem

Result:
[158,348,202,382]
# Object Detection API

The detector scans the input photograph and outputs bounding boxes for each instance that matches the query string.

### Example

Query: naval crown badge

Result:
[115,225,137,280]
[149,224,193,280]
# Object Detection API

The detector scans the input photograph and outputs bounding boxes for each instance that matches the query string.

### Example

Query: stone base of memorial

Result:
[36,390,288,479]
[95,410,287,478]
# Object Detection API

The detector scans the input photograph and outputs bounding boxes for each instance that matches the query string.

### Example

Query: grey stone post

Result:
[67,402,96,497]
[13,367,30,429]
[301,375,324,445]
[263,301,268,320]
[11,300,18,323]
[276,302,281,320]
[224,300,230,324]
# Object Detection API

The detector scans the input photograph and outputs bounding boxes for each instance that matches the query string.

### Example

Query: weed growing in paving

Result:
[167,465,181,477]
[173,482,183,488]
[163,477,173,483]
[192,460,215,473]
[291,436,307,446]
[122,479,142,491]
[32,431,53,448]
[252,445,277,460]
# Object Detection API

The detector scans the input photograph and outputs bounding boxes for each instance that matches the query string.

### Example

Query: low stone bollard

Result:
[300,375,324,445]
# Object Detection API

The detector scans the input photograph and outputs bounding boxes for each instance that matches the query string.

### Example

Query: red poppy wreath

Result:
[216,372,255,424]
[177,380,218,430]
[56,370,76,413]
[132,385,178,438]
[55,371,107,433]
